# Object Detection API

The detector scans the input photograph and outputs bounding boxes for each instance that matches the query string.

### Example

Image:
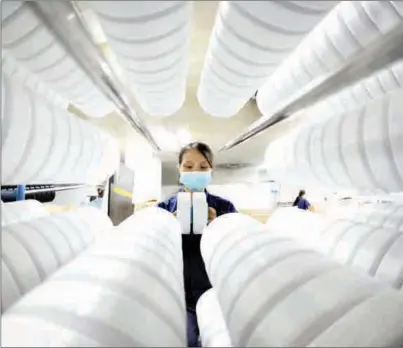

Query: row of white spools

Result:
[2,200,403,347]
[264,68,403,194]
[1,52,120,186]
[1,1,116,118]
[4,1,401,119]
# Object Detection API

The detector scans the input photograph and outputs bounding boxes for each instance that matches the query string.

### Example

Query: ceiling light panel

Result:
[1,1,116,117]
[89,1,193,117]
[197,1,337,118]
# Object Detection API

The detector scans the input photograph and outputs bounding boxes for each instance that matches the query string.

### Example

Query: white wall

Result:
[133,157,162,203]
[208,183,279,210]
[52,187,89,206]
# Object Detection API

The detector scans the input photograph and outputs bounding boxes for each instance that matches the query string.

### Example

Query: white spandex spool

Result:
[192,192,208,235]
[177,192,191,234]
[196,289,232,347]
[265,89,403,193]
[1,2,115,117]
[257,1,403,120]
[341,204,403,232]
[197,1,336,117]
[300,60,403,128]
[90,1,192,116]
[266,207,326,247]
[200,213,403,347]
[1,207,112,313]
[1,54,120,185]
[201,213,263,280]
[267,207,403,290]
[1,199,49,227]
[1,207,186,347]
[319,221,403,290]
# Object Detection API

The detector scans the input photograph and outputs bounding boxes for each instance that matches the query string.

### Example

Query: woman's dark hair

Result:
[178,142,214,167]
[292,189,306,206]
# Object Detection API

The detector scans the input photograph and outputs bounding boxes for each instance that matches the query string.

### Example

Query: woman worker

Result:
[158,142,237,347]
[292,189,311,210]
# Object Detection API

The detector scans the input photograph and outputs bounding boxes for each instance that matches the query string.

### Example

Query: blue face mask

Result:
[180,171,212,191]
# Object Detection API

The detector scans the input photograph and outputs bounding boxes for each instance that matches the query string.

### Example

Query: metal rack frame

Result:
[27,1,161,151]
[219,25,403,152]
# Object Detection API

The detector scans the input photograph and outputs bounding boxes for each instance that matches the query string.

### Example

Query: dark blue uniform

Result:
[158,190,237,346]
[297,197,311,210]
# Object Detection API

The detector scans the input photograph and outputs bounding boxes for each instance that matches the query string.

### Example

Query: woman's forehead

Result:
[182,149,208,162]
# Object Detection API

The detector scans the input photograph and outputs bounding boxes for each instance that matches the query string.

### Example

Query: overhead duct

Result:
[89,1,192,116]
[197,1,337,118]
[1,1,115,118]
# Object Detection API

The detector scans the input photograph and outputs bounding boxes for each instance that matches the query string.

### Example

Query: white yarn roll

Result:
[2,207,186,347]
[197,1,336,117]
[201,213,263,281]
[192,192,208,235]
[196,289,232,347]
[276,60,403,189]
[265,89,403,193]
[319,221,403,290]
[265,207,326,247]
[200,213,403,346]
[1,2,115,117]
[176,192,191,234]
[1,55,120,185]
[266,207,403,290]
[115,207,184,288]
[342,204,403,231]
[1,207,112,312]
[90,1,192,116]
[305,60,403,125]
[257,1,403,119]
[1,199,49,227]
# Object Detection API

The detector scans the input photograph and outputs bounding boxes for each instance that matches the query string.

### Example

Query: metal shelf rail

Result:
[26,1,161,151]
[1,184,87,203]
[219,23,403,152]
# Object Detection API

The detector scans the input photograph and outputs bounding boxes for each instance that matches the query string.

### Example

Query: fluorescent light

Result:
[176,129,192,146]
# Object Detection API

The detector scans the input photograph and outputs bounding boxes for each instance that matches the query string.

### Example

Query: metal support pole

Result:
[220,25,403,152]
[26,1,161,151]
